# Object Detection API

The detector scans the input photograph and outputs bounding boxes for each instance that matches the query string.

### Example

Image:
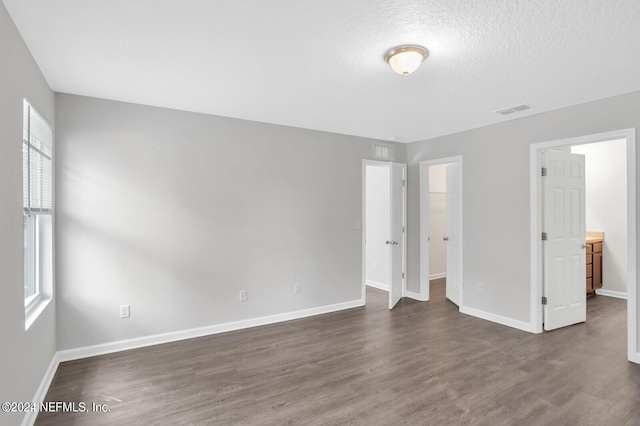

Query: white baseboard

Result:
[57,299,364,362]
[460,306,536,333]
[595,289,628,299]
[631,352,640,364]
[429,272,446,280]
[366,280,389,292]
[404,290,428,301]
[22,352,60,426]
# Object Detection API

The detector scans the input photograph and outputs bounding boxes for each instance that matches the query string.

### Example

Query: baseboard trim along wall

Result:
[429,272,446,280]
[365,280,389,292]
[460,306,536,333]
[57,298,364,362]
[22,353,61,426]
[595,289,628,299]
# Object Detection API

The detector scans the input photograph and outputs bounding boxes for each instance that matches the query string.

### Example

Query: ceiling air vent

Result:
[373,144,395,161]
[495,104,532,115]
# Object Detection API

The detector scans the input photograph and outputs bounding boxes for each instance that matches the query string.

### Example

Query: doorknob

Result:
[385,241,391,245]
[581,244,587,249]
[443,236,449,241]
[392,241,399,245]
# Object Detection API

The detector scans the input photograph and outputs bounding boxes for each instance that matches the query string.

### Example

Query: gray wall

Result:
[0,2,57,424]
[406,91,640,334]
[55,94,405,350]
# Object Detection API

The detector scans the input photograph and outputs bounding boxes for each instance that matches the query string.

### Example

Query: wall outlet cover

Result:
[120,304,130,319]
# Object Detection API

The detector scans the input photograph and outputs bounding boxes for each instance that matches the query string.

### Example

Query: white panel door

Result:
[388,162,406,309]
[445,163,460,306]
[543,150,586,331]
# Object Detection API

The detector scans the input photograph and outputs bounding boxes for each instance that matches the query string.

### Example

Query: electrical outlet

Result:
[239,290,247,302]
[293,283,301,294]
[120,304,130,319]
[476,283,484,293]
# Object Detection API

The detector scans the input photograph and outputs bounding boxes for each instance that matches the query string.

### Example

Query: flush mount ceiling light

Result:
[385,45,428,76]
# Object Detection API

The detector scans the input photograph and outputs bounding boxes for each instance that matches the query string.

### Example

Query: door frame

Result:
[529,128,638,363]
[418,156,464,304]
[361,160,407,305]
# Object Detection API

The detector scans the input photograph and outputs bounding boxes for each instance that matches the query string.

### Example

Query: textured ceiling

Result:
[3,0,640,143]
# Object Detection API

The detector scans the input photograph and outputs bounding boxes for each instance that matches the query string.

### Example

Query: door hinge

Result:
[402,226,405,233]
[541,167,547,176]
[402,272,405,279]
[542,232,548,241]
[402,179,406,187]
[542,296,548,305]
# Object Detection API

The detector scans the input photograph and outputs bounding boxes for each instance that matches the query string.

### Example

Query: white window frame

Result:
[23,99,54,328]
[24,215,40,310]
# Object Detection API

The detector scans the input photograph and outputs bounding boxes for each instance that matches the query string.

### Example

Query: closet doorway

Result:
[362,160,407,309]
[418,156,464,306]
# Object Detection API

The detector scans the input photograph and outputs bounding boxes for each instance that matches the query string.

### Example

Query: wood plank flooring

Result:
[37,280,640,425]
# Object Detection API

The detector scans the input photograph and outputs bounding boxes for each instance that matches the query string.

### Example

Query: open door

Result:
[388,162,406,309]
[445,163,460,306]
[543,149,586,331]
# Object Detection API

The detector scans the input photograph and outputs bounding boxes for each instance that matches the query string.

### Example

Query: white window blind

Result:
[23,100,53,213]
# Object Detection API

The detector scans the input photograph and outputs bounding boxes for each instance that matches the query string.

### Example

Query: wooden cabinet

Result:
[586,237,603,296]
[593,246,602,289]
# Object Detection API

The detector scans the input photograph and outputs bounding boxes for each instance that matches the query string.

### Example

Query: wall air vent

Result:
[373,144,395,161]
[495,104,532,115]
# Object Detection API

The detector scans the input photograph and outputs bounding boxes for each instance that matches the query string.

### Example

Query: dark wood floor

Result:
[37,280,640,425]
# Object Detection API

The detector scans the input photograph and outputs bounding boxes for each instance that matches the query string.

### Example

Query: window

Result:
[23,100,54,314]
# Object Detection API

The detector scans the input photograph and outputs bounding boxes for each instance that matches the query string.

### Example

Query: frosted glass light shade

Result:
[385,45,428,76]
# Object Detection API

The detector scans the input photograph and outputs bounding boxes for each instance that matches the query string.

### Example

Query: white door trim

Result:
[529,128,638,363]
[418,156,464,305]
[362,160,407,305]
